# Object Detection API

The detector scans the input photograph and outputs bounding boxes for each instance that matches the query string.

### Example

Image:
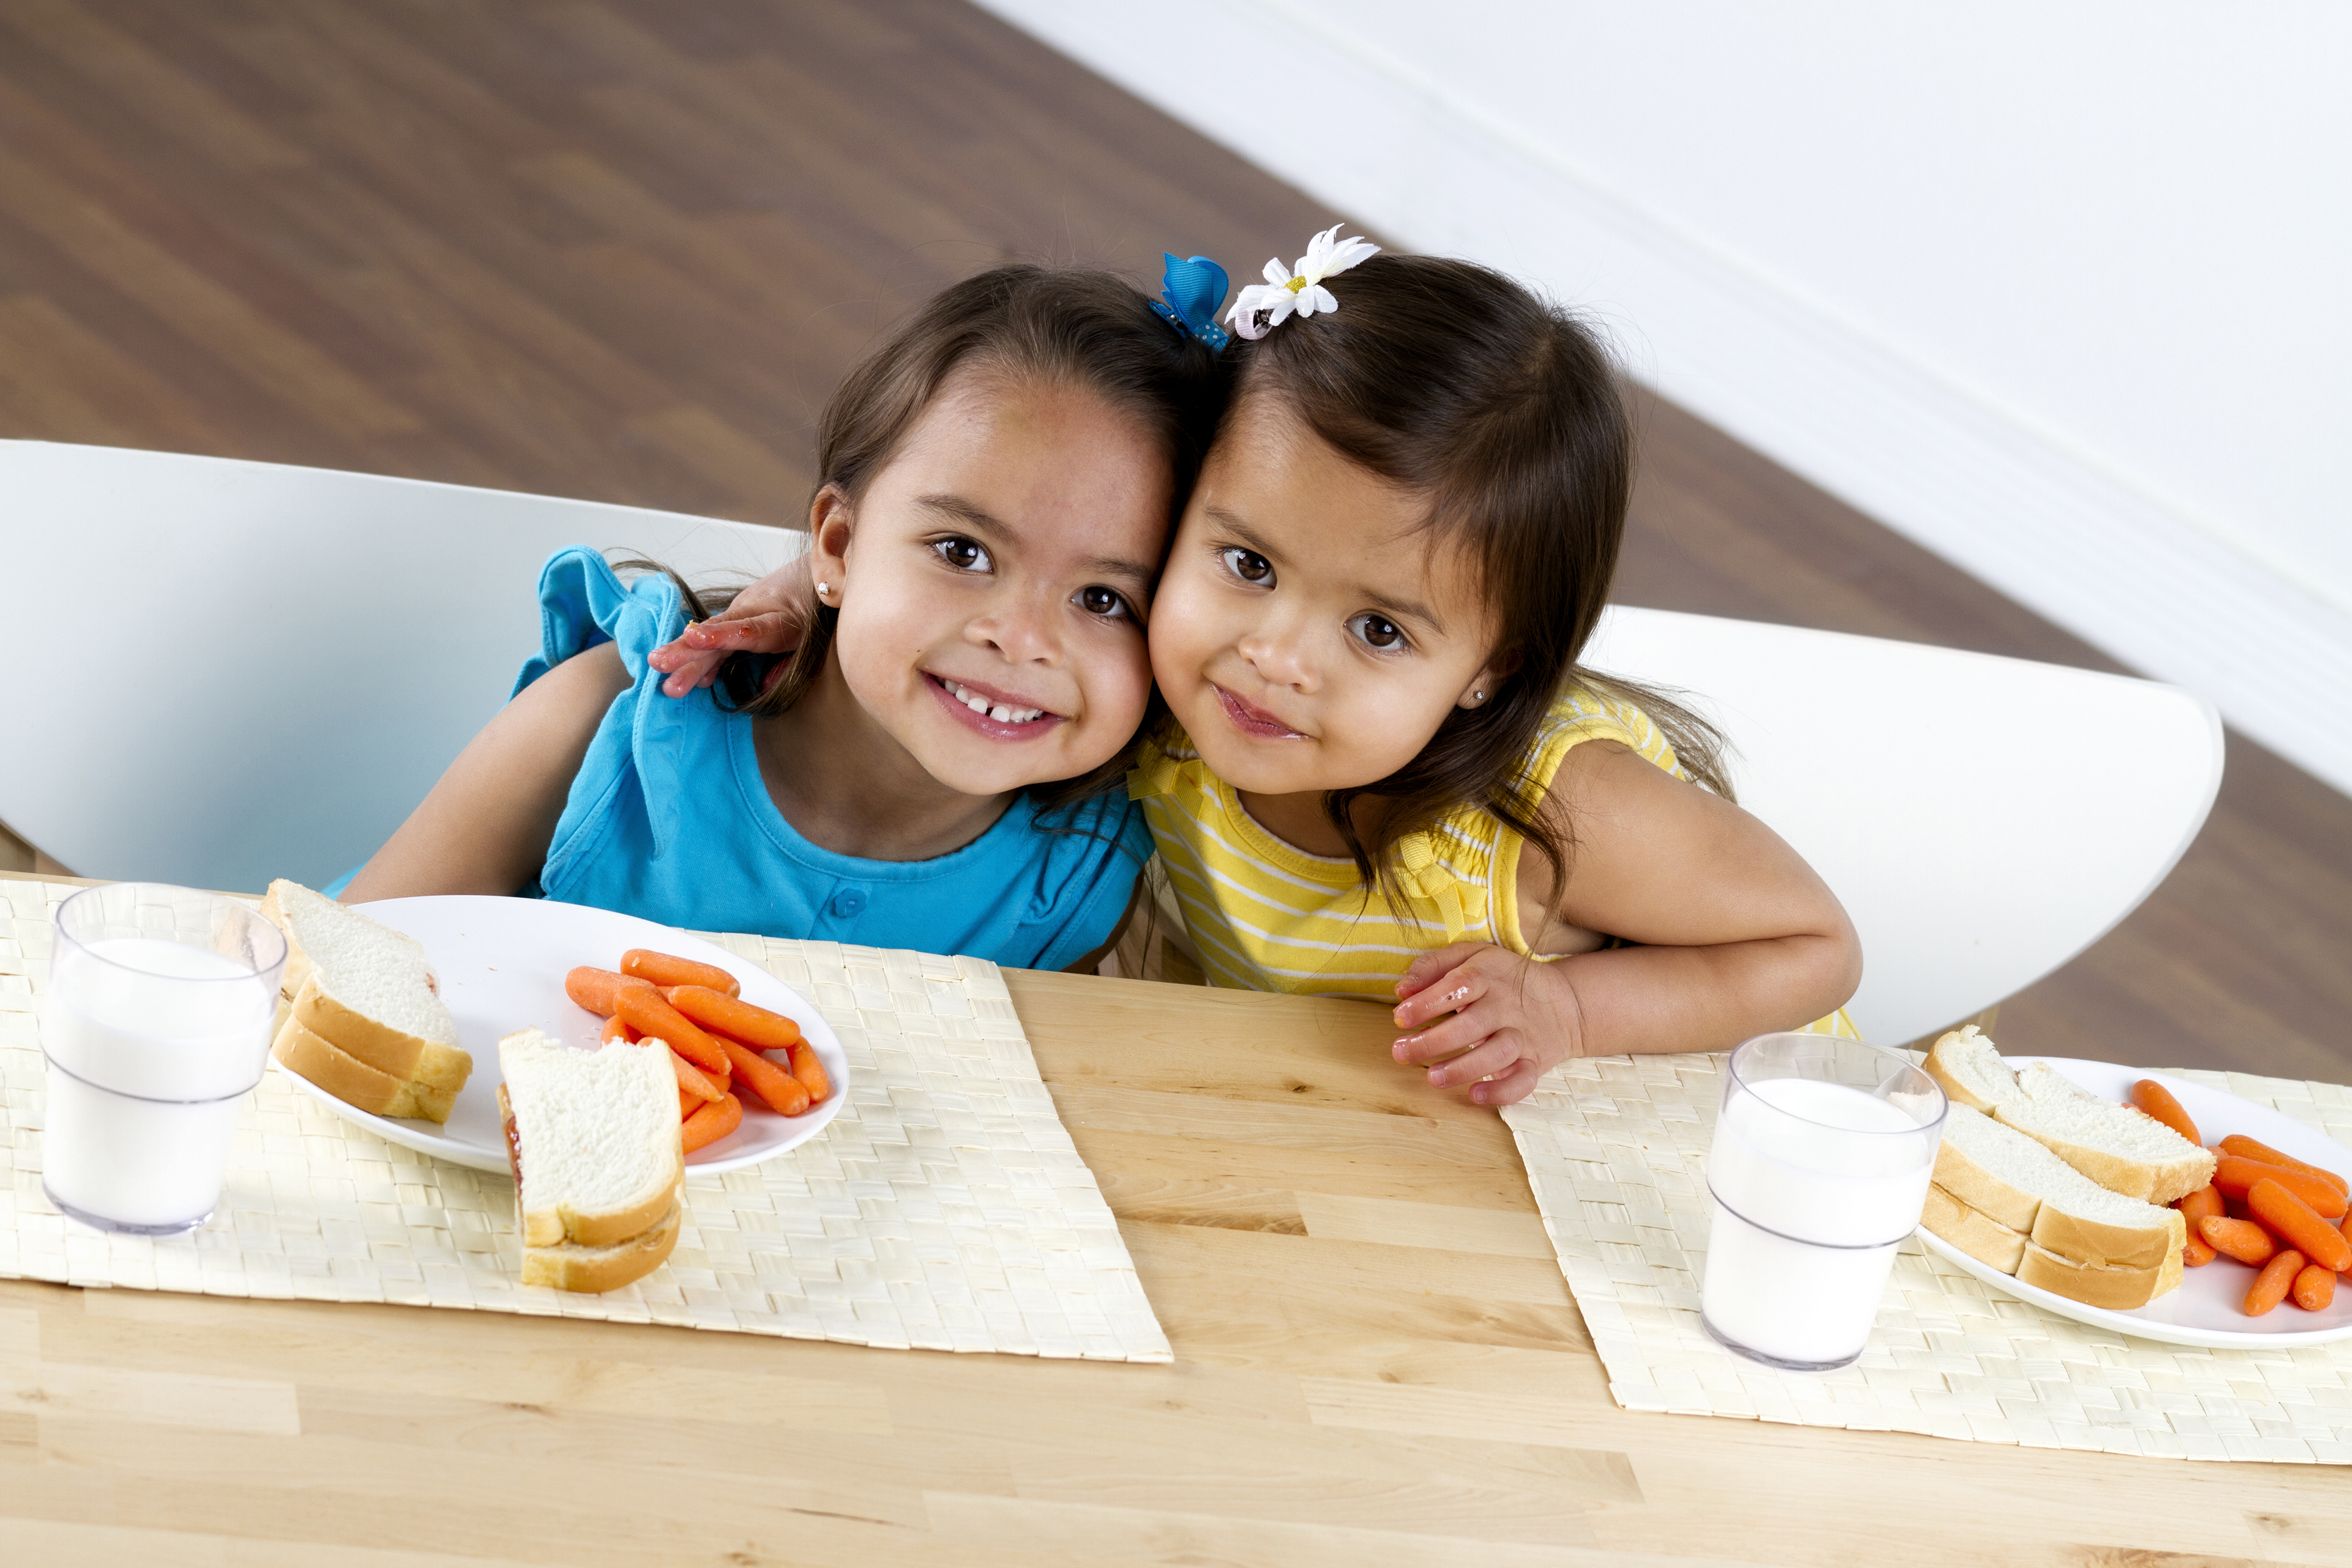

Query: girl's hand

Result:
[645,553,815,697]
[1390,942,1585,1107]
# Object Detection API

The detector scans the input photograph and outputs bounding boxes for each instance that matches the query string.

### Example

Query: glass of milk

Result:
[40,883,287,1235]
[1699,1032,1947,1371]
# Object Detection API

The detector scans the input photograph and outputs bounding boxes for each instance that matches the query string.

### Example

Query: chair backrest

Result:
[1581,606,2223,1046]
[1,441,803,894]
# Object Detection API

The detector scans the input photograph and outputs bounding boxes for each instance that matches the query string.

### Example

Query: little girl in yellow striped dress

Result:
[1132,229,1861,1104]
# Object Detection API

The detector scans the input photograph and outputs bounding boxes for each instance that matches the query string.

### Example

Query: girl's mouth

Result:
[1213,683,1306,740]
[925,672,1065,741]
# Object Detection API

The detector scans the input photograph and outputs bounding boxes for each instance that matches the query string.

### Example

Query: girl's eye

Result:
[1348,613,1407,651]
[933,536,991,572]
[1221,547,1274,585]
[1076,585,1133,620]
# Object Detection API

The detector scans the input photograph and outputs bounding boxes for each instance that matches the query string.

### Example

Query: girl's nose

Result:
[967,590,1062,665]
[1236,623,1317,693]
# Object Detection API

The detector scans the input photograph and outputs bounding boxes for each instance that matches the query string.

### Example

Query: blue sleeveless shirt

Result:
[516,548,1152,970]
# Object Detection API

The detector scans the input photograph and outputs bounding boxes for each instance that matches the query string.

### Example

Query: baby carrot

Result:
[681,1092,742,1153]
[2177,1184,2224,1226]
[786,1040,830,1104]
[2201,1215,2279,1267]
[2130,1080,2199,1146]
[2217,1135,2348,1197]
[718,1037,810,1117]
[2246,1249,2306,1317]
[599,1014,645,1046]
[2183,1232,2216,1267]
[2247,1178,2352,1272]
[678,1085,697,1122]
[2294,1262,2337,1312]
[566,967,654,1016]
[620,949,740,997]
[670,1047,724,1104]
[664,985,801,1051]
[614,988,729,1075]
[2214,1156,2350,1220]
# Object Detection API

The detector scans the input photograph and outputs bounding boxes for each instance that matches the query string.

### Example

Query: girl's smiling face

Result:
[1149,399,1513,799]
[811,363,1168,796]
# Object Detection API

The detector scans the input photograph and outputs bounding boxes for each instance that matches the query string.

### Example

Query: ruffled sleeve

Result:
[518,547,698,862]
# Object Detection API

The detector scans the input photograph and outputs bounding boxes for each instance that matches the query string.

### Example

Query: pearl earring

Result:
[816,581,831,599]
[1473,690,1486,702]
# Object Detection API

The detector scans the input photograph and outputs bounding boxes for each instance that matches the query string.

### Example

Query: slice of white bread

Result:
[499,1029,683,1272]
[272,1017,458,1123]
[2017,1240,2185,1312]
[1921,1183,2029,1273]
[1999,1063,2214,1205]
[1937,1104,2186,1269]
[1924,1026,2214,1206]
[262,880,471,1091]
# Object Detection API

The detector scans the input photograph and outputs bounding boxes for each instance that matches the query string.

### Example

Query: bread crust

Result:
[1925,1028,2017,1114]
[1930,1132,2043,1232]
[272,1018,457,1123]
[2015,1240,2183,1310]
[288,972,472,1092]
[1921,1183,2029,1273]
[2028,1195,2185,1271]
[519,1201,682,1292]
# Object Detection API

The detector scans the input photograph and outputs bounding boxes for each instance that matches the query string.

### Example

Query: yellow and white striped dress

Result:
[1129,685,1855,1035]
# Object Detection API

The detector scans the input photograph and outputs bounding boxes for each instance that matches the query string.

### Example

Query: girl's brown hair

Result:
[1222,253,1731,912]
[709,263,1228,811]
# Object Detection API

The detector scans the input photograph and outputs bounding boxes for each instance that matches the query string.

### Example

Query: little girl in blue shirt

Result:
[342,265,1223,972]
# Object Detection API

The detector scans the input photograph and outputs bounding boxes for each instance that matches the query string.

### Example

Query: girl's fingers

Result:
[1424,1030,1523,1089]
[1393,955,1492,1030]
[1470,1060,1543,1107]
[1393,1001,1493,1066]
[1394,942,1489,1004]
[656,654,724,698]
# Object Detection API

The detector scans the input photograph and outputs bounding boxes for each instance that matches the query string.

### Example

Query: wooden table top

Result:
[4,959,2345,1566]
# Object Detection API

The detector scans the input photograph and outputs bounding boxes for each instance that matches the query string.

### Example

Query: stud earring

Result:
[1473,689,1486,702]
[816,581,832,599]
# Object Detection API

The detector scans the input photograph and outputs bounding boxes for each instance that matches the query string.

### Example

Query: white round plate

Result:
[1915,1056,2352,1348]
[275,896,847,1176]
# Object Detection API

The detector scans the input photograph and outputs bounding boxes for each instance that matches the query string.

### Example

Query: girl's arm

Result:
[340,644,632,902]
[1392,740,1863,1100]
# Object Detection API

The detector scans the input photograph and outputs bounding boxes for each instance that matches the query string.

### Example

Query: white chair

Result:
[1582,607,2223,1047]
[0,441,804,894]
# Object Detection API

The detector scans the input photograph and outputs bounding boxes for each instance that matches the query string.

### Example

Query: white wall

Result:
[977,0,2352,795]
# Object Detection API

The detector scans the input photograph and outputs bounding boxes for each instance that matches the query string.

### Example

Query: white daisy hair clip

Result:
[1224,223,1380,341]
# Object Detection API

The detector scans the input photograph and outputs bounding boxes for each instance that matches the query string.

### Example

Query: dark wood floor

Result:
[2,0,2345,1082]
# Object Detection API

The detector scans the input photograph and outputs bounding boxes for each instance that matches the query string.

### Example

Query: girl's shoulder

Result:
[1519,682,1688,799]
[516,546,688,697]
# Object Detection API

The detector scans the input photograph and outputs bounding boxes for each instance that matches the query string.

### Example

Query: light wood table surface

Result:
[4,953,2346,1566]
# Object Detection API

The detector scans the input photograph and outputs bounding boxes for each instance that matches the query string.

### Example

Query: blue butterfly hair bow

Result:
[1150,253,1231,351]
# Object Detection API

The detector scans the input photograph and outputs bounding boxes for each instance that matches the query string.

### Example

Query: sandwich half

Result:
[1924,1104,2187,1308]
[1924,1026,2213,1205]
[262,879,471,1121]
[498,1028,684,1292]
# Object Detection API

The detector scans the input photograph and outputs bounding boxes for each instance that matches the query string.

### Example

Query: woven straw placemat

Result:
[0,877,1169,1363]
[1502,1052,2352,1463]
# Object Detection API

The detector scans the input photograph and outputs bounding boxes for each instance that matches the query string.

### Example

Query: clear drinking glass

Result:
[1699,1032,1947,1371]
[40,883,287,1235]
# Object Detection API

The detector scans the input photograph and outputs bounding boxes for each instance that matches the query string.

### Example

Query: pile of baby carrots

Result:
[2135,1079,2350,1317]
[566,949,831,1155]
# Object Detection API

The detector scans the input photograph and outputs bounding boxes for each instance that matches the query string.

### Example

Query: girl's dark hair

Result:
[704,263,1228,811]
[1221,253,1731,917]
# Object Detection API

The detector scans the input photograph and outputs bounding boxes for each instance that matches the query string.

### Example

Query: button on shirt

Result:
[825,886,869,922]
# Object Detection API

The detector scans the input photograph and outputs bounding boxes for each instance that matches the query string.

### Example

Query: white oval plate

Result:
[1916,1056,2352,1348]
[274,896,847,1176]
